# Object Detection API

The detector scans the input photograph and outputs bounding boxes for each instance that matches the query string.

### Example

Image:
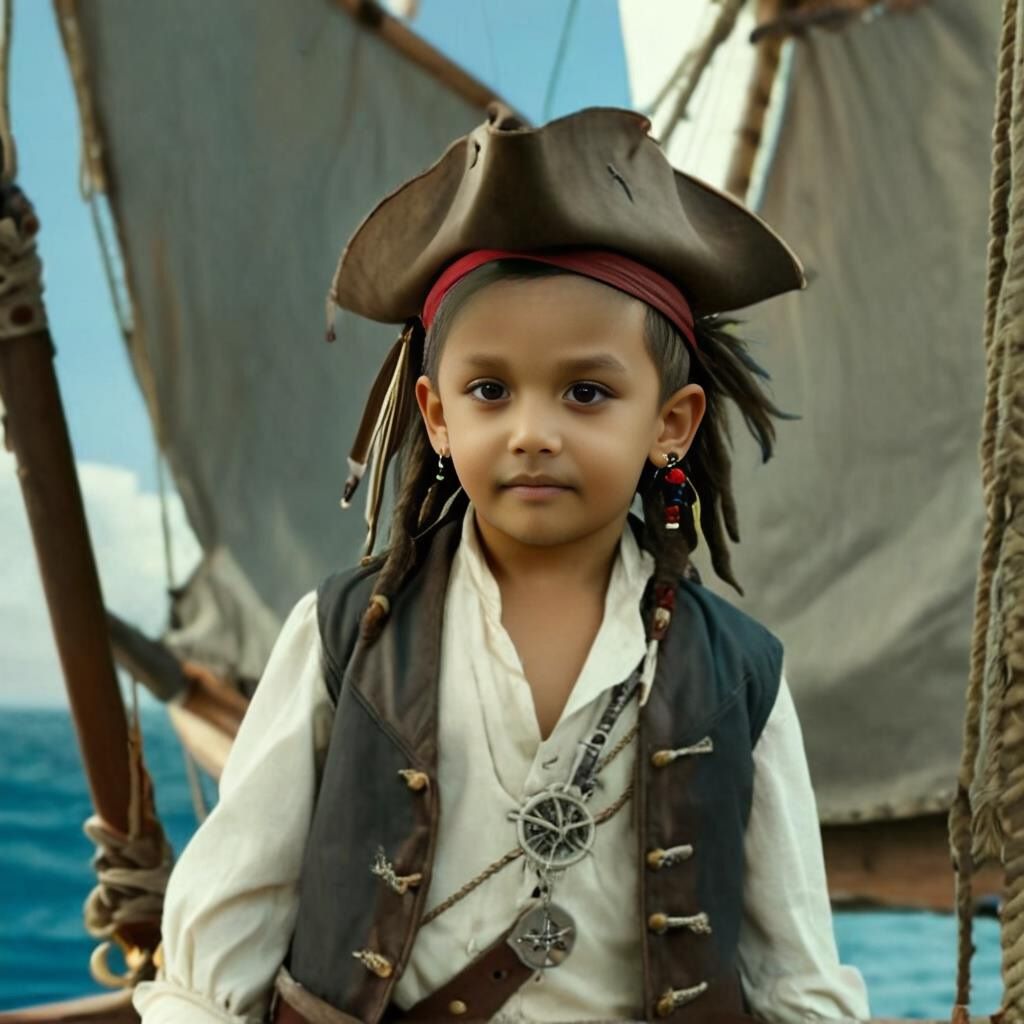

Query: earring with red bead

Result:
[659,451,702,541]
[659,452,687,531]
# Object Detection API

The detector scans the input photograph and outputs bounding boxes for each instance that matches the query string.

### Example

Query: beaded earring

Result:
[658,452,702,540]
[659,452,687,530]
[435,447,448,482]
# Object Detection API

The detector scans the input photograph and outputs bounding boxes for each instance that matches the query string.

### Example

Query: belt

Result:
[271,919,533,1024]
[383,919,533,1022]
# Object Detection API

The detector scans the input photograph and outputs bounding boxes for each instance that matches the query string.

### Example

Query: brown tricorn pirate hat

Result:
[328,103,805,323]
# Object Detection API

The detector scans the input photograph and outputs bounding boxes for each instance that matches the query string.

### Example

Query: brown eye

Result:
[469,381,506,402]
[568,382,611,405]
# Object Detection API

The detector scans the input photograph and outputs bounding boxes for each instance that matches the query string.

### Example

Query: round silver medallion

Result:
[509,787,596,870]
[508,902,577,969]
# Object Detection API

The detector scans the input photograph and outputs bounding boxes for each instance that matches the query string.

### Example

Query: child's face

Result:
[415,273,704,553]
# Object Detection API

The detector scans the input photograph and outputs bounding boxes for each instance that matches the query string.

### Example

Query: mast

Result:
[0,231,133,835]
[0,185,166,967]
[724,0,784,200]
[0,0,166,982]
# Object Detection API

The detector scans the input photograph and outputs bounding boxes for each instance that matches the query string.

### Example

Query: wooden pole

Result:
[724,0,785,201]
[0,326,140,835]
[0,189,162,953]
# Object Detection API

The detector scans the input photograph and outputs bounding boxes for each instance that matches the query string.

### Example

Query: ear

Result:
[415,374,449,454]
[649,383,706,464]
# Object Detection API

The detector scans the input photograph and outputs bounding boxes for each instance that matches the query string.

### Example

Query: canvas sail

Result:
[58,0,496,682]
[619,0,999,824]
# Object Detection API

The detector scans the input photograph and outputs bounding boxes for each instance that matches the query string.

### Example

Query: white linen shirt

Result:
[134,502,870,1023]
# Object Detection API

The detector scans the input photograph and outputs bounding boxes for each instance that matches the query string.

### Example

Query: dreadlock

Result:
[357,261,795,642]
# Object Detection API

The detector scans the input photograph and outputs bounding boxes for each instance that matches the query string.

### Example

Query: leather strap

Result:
[270,965,362,1024]
[384,921,534,1022]
[271,923,534,1024]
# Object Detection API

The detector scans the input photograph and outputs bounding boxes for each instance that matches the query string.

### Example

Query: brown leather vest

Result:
[284,503,782,1021]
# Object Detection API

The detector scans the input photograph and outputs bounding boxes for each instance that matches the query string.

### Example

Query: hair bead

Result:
[361,591,393,638]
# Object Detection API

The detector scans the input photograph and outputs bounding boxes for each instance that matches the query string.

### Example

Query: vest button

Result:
[655,981,709,1016]
[448,1000,468,1015]
[648,912,669,934]
[351,948,394,978]
[398,768,430,791]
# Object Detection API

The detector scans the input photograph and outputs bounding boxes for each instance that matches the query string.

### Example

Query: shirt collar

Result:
[454,501,658,714]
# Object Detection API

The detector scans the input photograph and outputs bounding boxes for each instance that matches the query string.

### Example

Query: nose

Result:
[506,395,563,456]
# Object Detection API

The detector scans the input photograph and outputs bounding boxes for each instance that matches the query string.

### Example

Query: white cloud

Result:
[1,450,201,706]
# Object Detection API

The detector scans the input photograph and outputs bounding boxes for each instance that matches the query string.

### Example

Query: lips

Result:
[502,480,572,504]
[503,478,569,489]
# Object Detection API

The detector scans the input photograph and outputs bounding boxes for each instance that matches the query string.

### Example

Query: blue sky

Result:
[11,0,153,483]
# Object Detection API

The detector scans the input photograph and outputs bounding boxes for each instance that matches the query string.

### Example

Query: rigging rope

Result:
[155,451,178,595]
[949,1,1024,1020]
[156,450,211,825]
[83,681,174,988]
[659,0,745,150]
[542,0,579,121]
[0,190,46,342]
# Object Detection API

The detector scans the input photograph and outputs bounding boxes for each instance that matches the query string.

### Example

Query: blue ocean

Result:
[0,706,1005,1017]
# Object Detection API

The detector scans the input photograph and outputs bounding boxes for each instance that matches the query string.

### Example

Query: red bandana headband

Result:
[420,248,697,351]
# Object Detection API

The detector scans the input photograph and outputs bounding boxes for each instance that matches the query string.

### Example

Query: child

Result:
[134,105,871,1024]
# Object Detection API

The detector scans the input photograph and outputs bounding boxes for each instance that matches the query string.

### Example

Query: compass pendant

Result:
[509,787,596,871]
[508,902,577,969]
